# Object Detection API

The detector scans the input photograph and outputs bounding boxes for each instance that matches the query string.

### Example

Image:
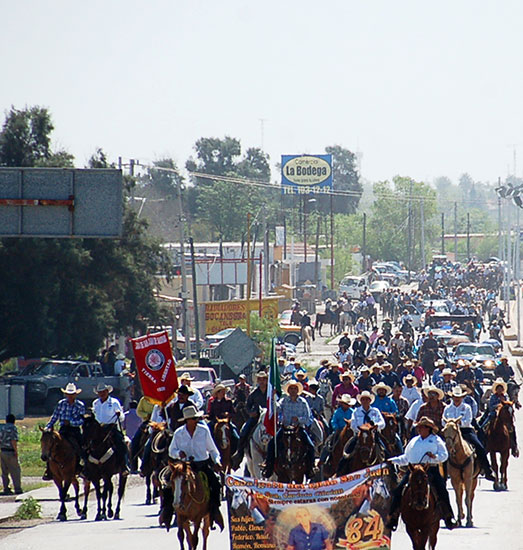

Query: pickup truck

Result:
[5,359,128,414]
[176,367,235,403]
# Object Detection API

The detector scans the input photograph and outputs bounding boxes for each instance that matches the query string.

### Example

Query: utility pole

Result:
[362,212,367,273]
[246,213,252,336]
[517,204,521,347]
[466,212,471,261]
[454,202,458,261]
[189,237,200,359]
[314,216,320,300]
[420,199,426,270]
[441,212,445,255]
[262,206,269,295]
[407,183,413,281]
[303,196,308,263]
[506,200,511,322]
[330,194,335,288]
[498,188,503,260]
[176,180,191,359]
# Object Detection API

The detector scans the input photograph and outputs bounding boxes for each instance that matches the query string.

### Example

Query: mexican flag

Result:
[263,338,282,437]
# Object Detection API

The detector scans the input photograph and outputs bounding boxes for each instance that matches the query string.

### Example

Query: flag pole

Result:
[273,338,278,460]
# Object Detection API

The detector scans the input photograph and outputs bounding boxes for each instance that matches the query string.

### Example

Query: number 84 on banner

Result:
[338,511,390,550]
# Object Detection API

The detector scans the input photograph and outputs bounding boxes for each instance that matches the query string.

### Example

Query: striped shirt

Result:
[278,395,312,427]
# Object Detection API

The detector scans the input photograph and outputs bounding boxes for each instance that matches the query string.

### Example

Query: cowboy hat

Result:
[61,383,82,395]
[182,405,204,421]
[308,380,319,388]
[404,374,417,386]
[435,359,446,367]
[179,372,195,381]
[116,353,125,360]
[441,368,454,377]
[491,378,508,393]
[256,371,268,378]
[448,386,467,399]
[360,366,371,373]
[372,382,392,395]
[94,382,113,394]
[357,390,375,404]
[177,385,194,395]
[341,371,355,381]
[422,385,445,400]
[212,383,227,396]
[415,416,439,433]
[284,380,303,395]
[338,394,356,406]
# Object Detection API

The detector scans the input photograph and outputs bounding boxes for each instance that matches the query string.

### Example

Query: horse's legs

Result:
[202,515,210,550]
[405,524,424,550]
[93,479,104,521]
[490,451,499,489]
[177,519,186,550]
[428,522,439,550]
[145,473,152,505]
[105,477,114,518]
[183,520,193,550]
[56,480,67,521]
[114,472,128,520]
[191,518,201,550]
[501,451,509,490]
[80,479,89,519]
[71,476,81,516]
[453,479,464,525]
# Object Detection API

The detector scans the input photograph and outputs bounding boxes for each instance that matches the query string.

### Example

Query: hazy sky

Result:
[3,1,523,185]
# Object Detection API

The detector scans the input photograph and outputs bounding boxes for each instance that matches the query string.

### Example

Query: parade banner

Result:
[131,330,178,405]
[281,154,333,195]
[226,463,393,550]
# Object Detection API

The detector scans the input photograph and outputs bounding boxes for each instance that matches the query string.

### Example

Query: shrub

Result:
[14,497,42,519]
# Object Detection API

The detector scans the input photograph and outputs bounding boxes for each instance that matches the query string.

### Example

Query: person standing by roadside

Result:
[0,414,22,495]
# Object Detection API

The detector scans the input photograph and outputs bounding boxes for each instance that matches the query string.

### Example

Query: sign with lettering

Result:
[226,463,393,550]
[131,330,178,405]
[281,155,333,195]
[203,298,280,334]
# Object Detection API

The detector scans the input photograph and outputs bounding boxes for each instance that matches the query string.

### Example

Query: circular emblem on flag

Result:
[145,349,165,371]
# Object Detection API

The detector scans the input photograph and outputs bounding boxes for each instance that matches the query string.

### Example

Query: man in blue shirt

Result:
[287,507,332,550]
[43,383,86,479]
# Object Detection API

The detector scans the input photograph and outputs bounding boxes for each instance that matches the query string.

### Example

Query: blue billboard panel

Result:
[281,154,333,194]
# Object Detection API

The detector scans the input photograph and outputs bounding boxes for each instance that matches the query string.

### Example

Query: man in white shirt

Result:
[168,405,224,531]
[442,386,495,481]
[402,375,422,406]
[386,416,456,531]
[92,383,129,472]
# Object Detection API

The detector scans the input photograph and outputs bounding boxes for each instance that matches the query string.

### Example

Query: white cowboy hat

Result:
[94,382,113,394]
[372,382,392,396]
[179,372,195,381]
[283,381,303,395]
[491,378,508,393]
[338,394,356,406]
[182,405,204,421]
[357,390,375,404]
[449,386,468,399]
[441,368,454,377]
[116,353,125,360]
[61,383,82,395]
[212,383,227,396]
[341,371,355,381]
[403,374,417,386]
[422,385,445,400]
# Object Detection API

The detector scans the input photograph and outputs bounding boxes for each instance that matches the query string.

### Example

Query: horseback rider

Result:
[263,380,316,479]
[479,378,519,457]
[92,383,130,473]
[494,356,515,382]
[179,372,204,410]
[442,386,495,481]
[129,395,155,474]
[386,416,457,531]
[233,374,251,404]
[415,386,446,433]
[303,381,325,420]
[336,390,388,474]
[231,371,268,469]
[168,405,225,531]
[43,383,86,480]
[208,384,239,452]
[318,394,355,466]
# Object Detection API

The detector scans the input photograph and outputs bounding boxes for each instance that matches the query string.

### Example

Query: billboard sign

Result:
[281,154,332,195]
[203,298,280,334]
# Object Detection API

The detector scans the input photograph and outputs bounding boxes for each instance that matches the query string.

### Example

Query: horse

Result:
[317,379,333,422]
[246,410,272,479]
[302,325,313,352]
[231,399,249,431]
[400,464,440,550]
[315,305,341,337]
[321,420,353,479]
[338,310,353,334]
[442,418,479,527]
[39,428,89,521]
[150,428,174,527]
[381,413,403,458]
[137,421,168,505]
[213,418,232,474]
[338,423,384,475]
[82,414,128,521]
[165,460,211,550]
[507,379,521,409]
[486,401,514,490]
[274,425,310,483]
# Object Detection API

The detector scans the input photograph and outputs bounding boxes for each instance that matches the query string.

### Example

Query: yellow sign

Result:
[204,298,280,334]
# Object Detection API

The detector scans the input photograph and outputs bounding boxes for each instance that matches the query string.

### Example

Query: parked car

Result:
[369,280,390,301]
[451,342,499,381]
[5,359,127,414]
[278,310,302,346]
[339,275,369,299]
[371,264,400,286]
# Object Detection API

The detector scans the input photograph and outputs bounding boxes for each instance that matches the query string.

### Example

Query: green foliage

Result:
[14,496,42,519]
[240,313,282,359]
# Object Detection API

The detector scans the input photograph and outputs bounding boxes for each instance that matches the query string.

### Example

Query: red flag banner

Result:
[131,330,178,405]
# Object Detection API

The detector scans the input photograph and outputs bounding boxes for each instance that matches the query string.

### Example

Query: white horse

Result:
[310,417,325,457]
[302,326,313,353]
[338,311,353,334]
[318,378,333,422]
[246,410,273,479]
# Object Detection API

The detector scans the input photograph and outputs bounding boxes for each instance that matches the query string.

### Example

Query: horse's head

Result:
[168,460,196,506]
[82,412,101,440]
[497,401,514,421]
[356,424,377,461]
[408,464,431,511]
[215,418,231,450]
[40,427,60,462]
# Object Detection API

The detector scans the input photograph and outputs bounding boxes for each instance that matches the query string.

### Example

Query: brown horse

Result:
[442,418,479,527]
[381,413,402,457]
[321,420,353,479]
[167,460,211,550]
[339,423,384,475]
[213,418,232,474]
[82,414,128,521]
[486,401,514,491]
[400,464,440,550]
[274,426,310,483]
[40,428,89,521]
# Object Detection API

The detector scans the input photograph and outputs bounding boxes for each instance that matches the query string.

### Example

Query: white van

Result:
[339,275,369,299]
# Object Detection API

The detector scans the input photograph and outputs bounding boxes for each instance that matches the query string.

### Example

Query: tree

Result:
[325,145,362,214]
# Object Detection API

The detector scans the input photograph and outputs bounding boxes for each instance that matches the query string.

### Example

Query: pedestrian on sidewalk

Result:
[0,414,22,495]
